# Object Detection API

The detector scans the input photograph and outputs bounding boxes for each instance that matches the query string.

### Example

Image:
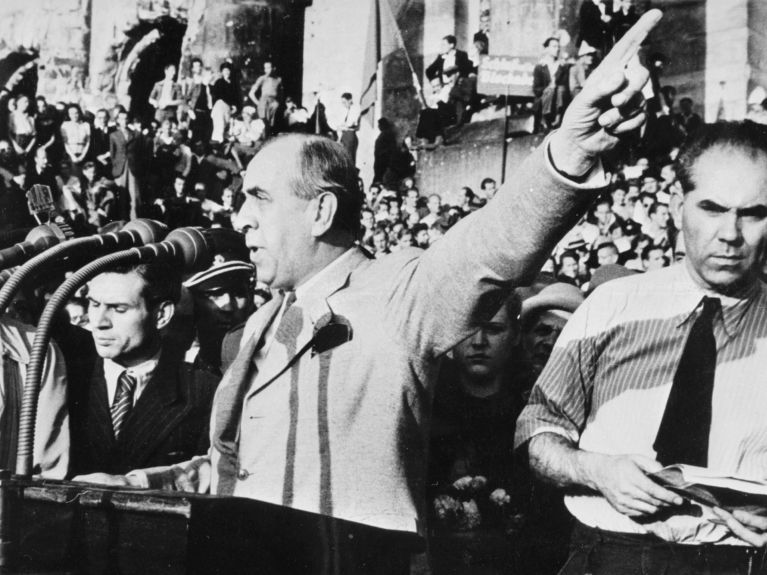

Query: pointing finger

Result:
[600,9,663,71]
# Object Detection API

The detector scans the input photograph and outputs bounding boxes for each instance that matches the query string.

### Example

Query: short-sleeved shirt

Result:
[515,262,767,544]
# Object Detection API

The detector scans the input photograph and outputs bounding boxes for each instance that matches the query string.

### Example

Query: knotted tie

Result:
[654,296,721,466]
[111,370,137,439]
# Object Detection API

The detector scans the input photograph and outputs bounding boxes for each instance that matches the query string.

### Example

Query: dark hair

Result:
[543,36,559,48]
[597,242,619,256]
[191,57,203,67]
[641,244,664,261]
[442,35,457,47]
[676,121,767,195]
[66,103,82,116]
[164,62,176,71]
[647,202,667,216]
[102,262,182,307]
[480,177,496,189]
[560,250,578,263]
[220,62,233,72]
[341,92,353,101]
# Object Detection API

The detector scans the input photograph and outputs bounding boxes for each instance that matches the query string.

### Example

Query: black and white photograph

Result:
[0,0,766,573]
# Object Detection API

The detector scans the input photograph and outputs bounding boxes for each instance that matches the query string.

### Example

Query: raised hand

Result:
[549,9,663,176]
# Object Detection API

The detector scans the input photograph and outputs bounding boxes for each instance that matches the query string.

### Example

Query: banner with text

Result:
[477,55,537,97]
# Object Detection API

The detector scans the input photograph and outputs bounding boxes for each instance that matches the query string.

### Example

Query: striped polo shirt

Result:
[515,262,767,544]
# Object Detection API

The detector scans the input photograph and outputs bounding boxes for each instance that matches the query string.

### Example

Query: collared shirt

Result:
[516,262,767,544]
[249,248,359,362]
[103,352,161,407]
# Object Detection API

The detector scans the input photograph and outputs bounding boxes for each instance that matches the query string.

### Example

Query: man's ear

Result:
[670,185,684,228]
[154,300,175,330]
[310,191,338,237]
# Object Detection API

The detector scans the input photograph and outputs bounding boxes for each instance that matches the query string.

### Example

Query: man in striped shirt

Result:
[517,121,767,573]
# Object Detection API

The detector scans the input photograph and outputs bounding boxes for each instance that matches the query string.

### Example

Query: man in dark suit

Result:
[109,108,142,220]
[69,261,218,477]
[425,34,474,126]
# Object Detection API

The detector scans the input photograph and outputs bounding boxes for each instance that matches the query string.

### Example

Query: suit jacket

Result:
[141,142,604,534]
[425,50,473,83]
[69,350,218,476]
[109,128,138,178]
[149,80,184,109]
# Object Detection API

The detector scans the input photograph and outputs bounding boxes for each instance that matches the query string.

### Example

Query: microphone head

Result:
[122,219,168,244]
[164,227,213,271]
[25,223,68,246]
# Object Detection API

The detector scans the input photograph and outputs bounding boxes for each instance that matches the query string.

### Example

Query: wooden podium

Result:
[0,474,423,574]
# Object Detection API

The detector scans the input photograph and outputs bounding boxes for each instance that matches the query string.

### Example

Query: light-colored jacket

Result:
[0,318,69,478]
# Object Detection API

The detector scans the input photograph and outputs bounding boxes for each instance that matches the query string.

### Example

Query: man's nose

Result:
[90,308,110,329]
[215,293,234,311]
[718,212,743,244]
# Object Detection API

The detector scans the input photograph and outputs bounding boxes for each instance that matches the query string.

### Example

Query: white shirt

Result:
[103,352,161,407]
[249,248,359,362]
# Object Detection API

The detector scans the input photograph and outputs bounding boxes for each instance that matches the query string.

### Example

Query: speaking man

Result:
[77,10,663,568]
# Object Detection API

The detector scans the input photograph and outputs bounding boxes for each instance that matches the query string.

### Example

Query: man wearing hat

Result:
[520,282,584,380]
[184,259,255,377]
[570,42,599,98]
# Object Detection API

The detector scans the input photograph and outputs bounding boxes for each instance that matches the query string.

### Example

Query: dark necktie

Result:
[654,296,721,466]
[111,370,137,438]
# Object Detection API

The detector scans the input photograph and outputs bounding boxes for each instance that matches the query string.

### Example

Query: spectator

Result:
[569,42,598,97]
[641,243,667,271]
[557,250,581,286]
[578,0,612,54]
[148,63,184,123]
[425,34,474,127]
[109,108,142,220]
[9,94,36,159]
[90,108,113,176]
[183,57,213,142]
[428,292,530,574]
[595,241,620,268]
[533,37,570,133]
[211,62,240,143]
[248,60,283,137]
[421,193,443,227]
[642,201,672,248]
[338,92,361,164]
[373,117,398,184]
[479,177,497,202]
[183,258,255,377]
[520,282,584,382]
[675,97,703,142]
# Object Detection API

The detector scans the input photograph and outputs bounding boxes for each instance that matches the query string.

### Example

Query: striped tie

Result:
[111,370,137,438]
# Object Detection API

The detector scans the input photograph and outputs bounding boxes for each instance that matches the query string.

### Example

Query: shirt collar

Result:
[104,350,161,387]
[673,262,761,339]
[294,247,358,304]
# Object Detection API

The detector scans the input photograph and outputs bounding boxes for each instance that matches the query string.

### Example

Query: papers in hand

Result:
[650,465,767,510]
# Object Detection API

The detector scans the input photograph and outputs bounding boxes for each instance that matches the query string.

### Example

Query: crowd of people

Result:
[2,5,767,575]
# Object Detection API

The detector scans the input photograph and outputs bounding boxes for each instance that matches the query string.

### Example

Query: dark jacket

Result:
[68,350,218,476]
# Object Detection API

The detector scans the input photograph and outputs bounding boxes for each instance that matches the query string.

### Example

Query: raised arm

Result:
[394,10,664,358]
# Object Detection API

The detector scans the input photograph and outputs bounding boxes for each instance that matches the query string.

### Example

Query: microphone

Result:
[0,219,168,315]
[15,226,243,476]
[0,224,70,271]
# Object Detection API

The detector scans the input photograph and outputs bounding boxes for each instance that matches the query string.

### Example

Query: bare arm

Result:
[529,432,683,517]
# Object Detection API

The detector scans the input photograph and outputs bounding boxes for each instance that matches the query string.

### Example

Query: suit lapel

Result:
[213,295,284,448]
[89,359,115,448]
[244,248,367,399]
[117,352,184,467]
